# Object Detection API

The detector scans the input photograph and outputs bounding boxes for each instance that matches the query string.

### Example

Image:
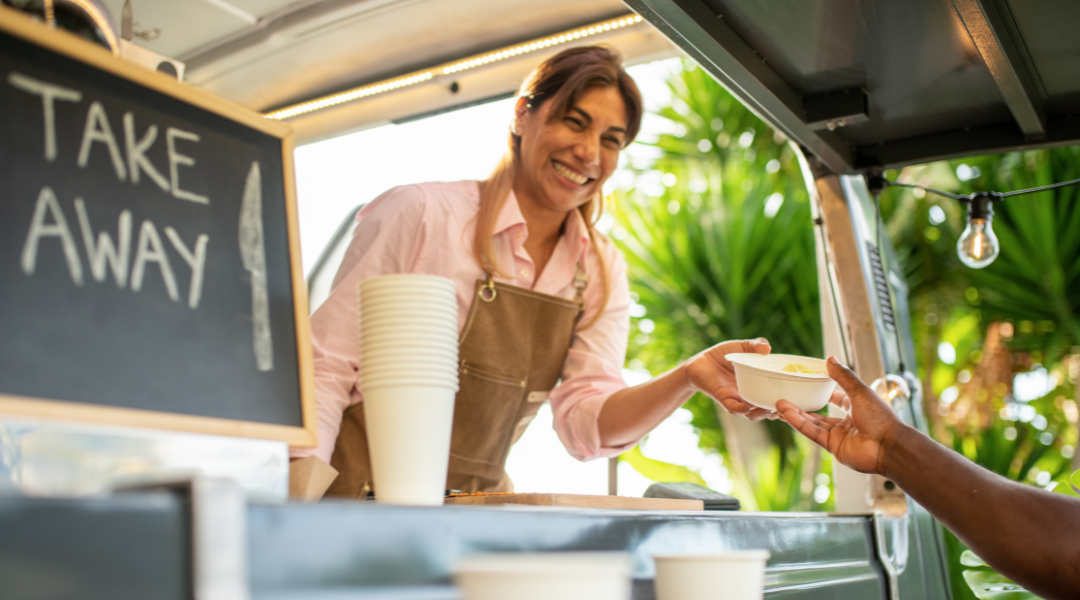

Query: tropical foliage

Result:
[874,150,1080,599]
[611,60,830,511]
[615,57,1080,596]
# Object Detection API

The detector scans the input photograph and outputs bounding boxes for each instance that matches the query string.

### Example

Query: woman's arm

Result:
[597,338,774,447]
[777,358,1080,600]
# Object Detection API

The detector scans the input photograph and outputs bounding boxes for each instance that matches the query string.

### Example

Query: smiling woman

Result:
[475,46,641,328]
[293,46,777,499]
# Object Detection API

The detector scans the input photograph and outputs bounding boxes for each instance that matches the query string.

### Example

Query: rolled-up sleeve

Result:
[291,185,430,464]
[549,239,634,461]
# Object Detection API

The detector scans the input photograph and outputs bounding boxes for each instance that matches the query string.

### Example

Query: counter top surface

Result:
[0,493,890,599]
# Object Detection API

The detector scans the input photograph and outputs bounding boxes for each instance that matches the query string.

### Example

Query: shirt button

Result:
[520,268,529,277]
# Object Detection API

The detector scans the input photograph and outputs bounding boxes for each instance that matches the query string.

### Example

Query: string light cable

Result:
[867,173,1080,269]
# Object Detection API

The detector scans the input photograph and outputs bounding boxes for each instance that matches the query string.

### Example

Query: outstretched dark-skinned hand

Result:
[776,356,1080,600]
[775,356,903,474]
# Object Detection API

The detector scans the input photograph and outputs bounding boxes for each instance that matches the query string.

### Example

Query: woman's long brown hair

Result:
[473,46,643,329]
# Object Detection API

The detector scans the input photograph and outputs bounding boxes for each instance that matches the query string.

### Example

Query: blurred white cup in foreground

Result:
[653,550,770,600]
[455,552,632,600]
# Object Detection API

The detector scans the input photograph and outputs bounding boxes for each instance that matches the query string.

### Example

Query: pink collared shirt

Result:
[292,180,635,465]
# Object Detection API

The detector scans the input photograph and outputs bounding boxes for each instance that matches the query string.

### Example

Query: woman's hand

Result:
[684,337,775,421]
[775,356,905,475]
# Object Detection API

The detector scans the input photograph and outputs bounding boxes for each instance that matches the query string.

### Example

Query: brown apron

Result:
[326,269,585,497]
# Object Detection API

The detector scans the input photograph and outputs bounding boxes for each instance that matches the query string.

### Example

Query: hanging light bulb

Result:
[957,193,1000,269]
[871,374,912,409]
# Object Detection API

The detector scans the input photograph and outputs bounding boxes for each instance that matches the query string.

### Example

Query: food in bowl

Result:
[725,353,837,412]
[782,363,826,374]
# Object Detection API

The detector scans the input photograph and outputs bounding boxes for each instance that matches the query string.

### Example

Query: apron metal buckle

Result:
[479,279,497,303]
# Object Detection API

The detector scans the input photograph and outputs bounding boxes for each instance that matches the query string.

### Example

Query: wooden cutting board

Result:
[444,493,703,511]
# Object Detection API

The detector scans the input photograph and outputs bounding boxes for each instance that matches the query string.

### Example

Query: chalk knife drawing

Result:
[239,161,272,371]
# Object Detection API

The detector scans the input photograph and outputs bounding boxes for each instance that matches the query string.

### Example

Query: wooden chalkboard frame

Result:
[0,7,317,447]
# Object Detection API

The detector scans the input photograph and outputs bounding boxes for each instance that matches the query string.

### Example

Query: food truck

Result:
[1,0,1074,597]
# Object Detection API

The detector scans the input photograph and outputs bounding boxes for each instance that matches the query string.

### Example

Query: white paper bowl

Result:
[455,553,632,600]
[653,551,770,600]
[726,353,836,412]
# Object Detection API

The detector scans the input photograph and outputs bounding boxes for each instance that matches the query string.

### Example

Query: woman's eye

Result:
[603,136,623,148]
[564,117,585,130]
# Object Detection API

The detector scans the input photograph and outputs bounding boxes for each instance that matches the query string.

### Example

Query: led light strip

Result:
[69,0,120,56]
[265,14,645,121]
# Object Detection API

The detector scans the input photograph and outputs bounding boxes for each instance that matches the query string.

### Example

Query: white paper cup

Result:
[361,356,459,372]
[358,291,455,304]
[365,360,457,375]
[362,373,459,391]
[362,384,457,505]
[360,288,457,304]
[362,336,460,356]
[360,364,460,376]
[361,331,458,346]
[362,358,459,377]
[653,551,770,600]
[360,281,456,292]
[361,314,459,330]
[361,329,458,345]
[360,317,458,329]
[361,365,460,377]
[359,290,456,301]
[361,331,459,349]
[360,338,457,353]
[361,313,459,330]
[361,320,458,331]
[726,353,837,412]
[360,284,456,301]
[360,273,457,290]
[455,553,632,600]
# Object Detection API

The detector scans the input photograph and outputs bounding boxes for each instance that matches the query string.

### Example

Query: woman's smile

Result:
[551,160,592,186]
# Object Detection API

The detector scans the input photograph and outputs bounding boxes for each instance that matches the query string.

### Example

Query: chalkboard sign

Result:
[0,9,316,446]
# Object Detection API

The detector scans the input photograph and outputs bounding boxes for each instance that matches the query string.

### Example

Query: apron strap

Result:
[479,264,586,310]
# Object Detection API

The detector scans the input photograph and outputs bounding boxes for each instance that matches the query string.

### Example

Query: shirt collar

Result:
[496,190,593,264]
[493,188,527,236]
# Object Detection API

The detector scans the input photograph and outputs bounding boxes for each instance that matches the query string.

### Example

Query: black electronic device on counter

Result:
[644,482,741,511]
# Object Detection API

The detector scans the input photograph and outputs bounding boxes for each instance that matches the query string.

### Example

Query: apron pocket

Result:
[449,362,527,476]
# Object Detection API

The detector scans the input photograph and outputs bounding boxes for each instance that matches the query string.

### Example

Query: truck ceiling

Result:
[627,0,1080,174]
[101,0,679,144]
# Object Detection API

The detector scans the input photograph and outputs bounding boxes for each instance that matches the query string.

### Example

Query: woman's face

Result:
[513,85,629,216]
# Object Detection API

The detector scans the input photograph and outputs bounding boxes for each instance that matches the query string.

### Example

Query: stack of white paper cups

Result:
[359,274,460,506]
